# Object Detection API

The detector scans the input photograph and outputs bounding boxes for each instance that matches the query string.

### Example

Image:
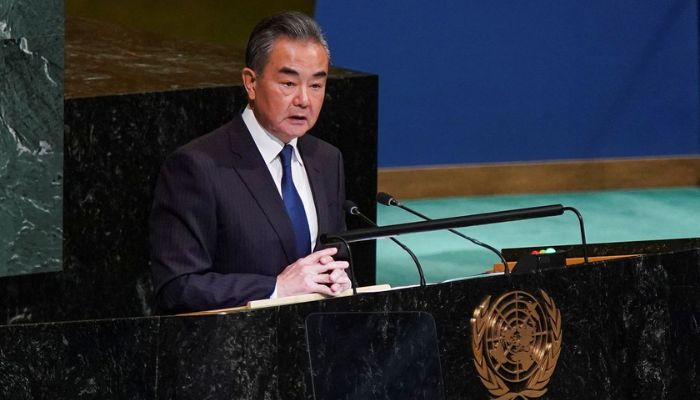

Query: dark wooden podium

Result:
[0,240,698,399]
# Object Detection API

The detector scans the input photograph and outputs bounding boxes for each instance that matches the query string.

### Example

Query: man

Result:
[150,12,351,313]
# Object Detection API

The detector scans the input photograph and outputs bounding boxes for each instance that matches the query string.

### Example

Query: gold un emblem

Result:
[471,290,562,400]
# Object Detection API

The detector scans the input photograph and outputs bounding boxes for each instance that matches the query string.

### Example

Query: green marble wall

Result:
[0,0,64,277]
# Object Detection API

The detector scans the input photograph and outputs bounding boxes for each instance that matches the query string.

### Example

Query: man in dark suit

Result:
[150,12,351,313]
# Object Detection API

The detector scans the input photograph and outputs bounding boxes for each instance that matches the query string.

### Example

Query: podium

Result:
[0,241,698,399]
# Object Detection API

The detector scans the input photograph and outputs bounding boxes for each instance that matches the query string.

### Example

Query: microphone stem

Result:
[323,235,357,295]
[395,203,430,220]
[389,237,427,287]
[354,211,427,287]
[563,207,589,264]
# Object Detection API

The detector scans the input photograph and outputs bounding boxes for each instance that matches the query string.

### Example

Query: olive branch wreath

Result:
[470,290,562,400]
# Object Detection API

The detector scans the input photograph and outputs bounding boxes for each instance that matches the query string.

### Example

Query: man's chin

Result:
[282,125,312,139]
[273,129,309,143]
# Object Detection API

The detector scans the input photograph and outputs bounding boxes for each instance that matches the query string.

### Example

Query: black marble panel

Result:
[0,0,64,277]
[157,312,279,399]
[0,317,158,399]
[0,249,698,399]
[306,312,445,399]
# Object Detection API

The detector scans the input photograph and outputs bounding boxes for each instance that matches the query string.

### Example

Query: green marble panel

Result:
[0,0,63,277]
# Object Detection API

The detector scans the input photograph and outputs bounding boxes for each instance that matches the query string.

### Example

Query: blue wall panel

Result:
[316,1,699,167]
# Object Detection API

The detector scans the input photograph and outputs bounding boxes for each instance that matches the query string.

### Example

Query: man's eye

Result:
[311,83,323,90]
[282,82,295,87]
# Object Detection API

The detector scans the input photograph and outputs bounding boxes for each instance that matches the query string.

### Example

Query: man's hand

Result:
[276,247,351,298]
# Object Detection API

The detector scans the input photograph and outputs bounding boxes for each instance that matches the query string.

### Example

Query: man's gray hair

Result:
[245,11,330,73]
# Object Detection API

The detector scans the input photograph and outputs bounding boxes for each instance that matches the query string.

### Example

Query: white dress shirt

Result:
[241,107,319,296]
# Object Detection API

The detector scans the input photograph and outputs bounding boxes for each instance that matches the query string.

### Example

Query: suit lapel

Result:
[299,137,329,250]
[227,116,298,264]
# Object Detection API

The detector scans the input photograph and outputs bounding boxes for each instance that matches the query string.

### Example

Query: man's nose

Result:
[293,87,309,107]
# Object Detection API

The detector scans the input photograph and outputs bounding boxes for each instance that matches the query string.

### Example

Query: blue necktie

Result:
[279,145,311,259]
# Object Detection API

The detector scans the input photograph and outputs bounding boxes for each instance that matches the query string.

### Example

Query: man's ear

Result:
[242,67,257,101]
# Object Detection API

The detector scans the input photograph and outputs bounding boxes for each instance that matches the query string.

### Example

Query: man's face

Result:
[242,37,329,143]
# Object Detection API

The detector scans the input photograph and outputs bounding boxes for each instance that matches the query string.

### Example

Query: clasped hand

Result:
[276,247,351,298]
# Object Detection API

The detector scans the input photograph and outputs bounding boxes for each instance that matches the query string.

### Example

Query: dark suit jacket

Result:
[149,115,346,313]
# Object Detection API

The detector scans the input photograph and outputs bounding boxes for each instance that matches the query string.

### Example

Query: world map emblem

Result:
[471,290,562,400]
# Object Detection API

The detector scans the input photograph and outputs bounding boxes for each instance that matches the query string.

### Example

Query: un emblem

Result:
[471,290,562,399]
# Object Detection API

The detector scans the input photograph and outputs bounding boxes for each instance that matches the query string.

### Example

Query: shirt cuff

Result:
[269,284,278,299]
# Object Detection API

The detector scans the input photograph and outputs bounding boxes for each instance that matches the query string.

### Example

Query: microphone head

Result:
[376,192,398,206]
[342,200,360,215]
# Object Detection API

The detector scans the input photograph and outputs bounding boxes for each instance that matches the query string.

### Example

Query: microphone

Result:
[376,192,399,207]
[344,200,427,287]
[376,192,511,275]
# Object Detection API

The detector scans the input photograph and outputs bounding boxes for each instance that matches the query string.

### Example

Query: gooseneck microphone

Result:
[376,192,511,275]
[344,200,427,287]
